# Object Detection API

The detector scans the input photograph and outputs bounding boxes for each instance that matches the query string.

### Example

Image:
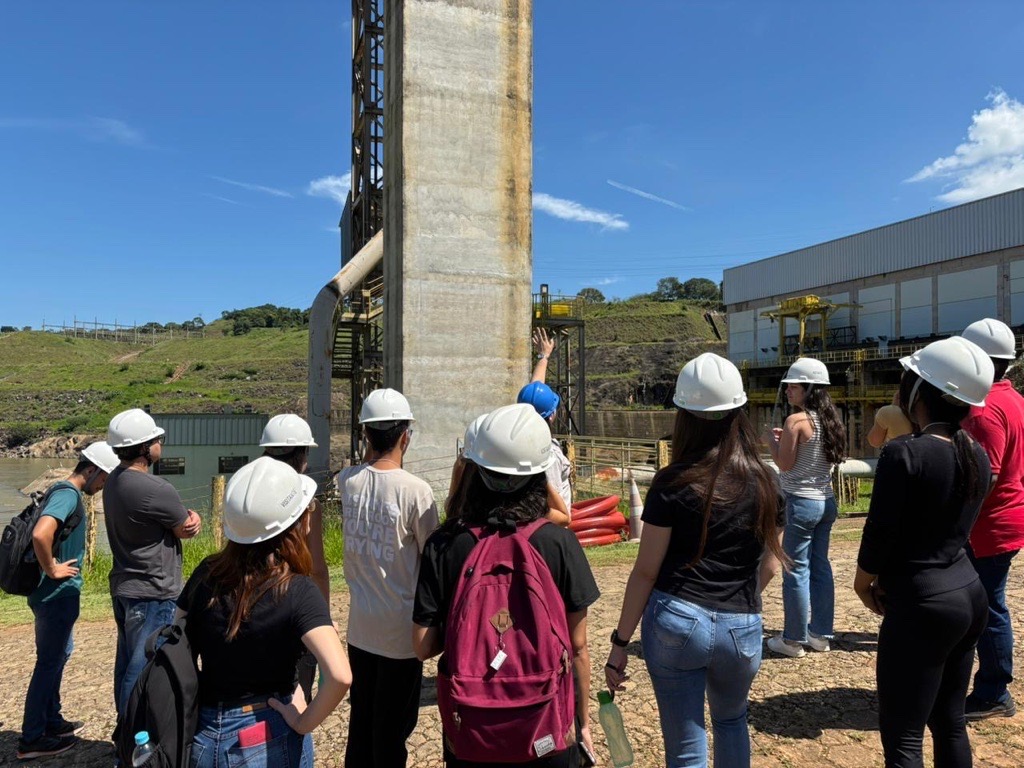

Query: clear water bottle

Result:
[597,690,634,767]
[132,731,155,766]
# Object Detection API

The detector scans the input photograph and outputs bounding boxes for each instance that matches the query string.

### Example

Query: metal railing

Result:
[563,434,664,501]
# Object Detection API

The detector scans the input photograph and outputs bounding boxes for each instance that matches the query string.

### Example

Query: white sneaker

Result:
[805,633,830,652]
[767,635,806,658]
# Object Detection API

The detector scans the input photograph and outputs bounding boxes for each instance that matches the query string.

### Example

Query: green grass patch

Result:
[583,541,638,567]
[0,328,312,436]
[839,479,873,517]
[0,508,348,627]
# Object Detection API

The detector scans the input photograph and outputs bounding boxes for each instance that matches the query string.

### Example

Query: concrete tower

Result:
[383,0,533,491]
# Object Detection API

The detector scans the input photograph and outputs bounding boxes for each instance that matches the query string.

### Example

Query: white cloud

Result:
[533,192,628,231]
[907,89,1024,203]
[88,118,145,146]
[0,116,145,146]
[594,276,622,286]
[307,173,351,206]
[211,175,293,198]
[607,179,689,210]
[201,193,243,206]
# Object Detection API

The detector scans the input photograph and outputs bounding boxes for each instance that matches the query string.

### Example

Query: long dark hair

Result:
[657,408,785,567]
[799,386,847,464]
[205,510,313,641]
[263,446,309,473]
[453,470,547,530]
[898,370,982,502]
[445,460,479,523]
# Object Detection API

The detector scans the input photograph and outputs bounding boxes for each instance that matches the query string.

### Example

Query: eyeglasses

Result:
[155,435,166,445]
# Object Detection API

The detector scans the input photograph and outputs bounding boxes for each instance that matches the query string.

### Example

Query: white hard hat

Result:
[260,414,318,448]
[359,388,415,426]
[108,409,165,448]
[80,441,119,473]
[463,413,488,456]
[782,357,831,386]
[223,456,317,544]
[465,404,553,475]
[673,353,748,413]
[961,318,1017,360]
[900,336,994,407]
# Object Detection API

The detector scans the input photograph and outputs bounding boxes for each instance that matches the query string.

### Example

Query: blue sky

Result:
[2,1,1024,328]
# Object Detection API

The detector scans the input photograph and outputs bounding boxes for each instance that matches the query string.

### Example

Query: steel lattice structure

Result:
[349,0,384,254]
[333,0,386,460]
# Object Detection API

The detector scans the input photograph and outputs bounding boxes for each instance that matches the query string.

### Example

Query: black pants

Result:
[345,643,424,768]
[877,580,988,768]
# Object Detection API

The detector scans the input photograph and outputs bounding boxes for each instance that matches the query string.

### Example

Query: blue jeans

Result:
[781,495,837,642]
[191,697,313,768]
[113,595,177,715]
[22,594,80,742]
[968,547,1017,703]
[642,590,762,768]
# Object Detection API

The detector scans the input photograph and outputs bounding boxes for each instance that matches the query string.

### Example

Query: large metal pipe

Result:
[307,230,384,489]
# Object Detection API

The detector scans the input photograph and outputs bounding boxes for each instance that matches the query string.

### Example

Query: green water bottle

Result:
[597,690,634,767]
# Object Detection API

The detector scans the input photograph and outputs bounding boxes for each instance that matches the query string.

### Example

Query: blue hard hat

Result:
[517,382,560,419]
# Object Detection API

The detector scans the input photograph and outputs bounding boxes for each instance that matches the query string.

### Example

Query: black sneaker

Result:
[965,695,1017,721]
[45,718,85,737]
[15,734,78,760]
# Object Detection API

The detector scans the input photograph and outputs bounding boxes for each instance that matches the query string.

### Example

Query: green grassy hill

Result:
[0,299,723,445]
[0,322,311,445]
[583,300,725,407]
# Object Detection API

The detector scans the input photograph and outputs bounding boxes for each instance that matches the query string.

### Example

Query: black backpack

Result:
[114,589,200,768]
[0,482,82,597]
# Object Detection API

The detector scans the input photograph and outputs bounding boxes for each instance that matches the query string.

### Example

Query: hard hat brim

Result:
[358,415,416,425]
[672,394,749,411]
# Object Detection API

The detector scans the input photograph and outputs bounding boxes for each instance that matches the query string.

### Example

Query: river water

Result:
[0,457,111,550]
[0,457,77,512]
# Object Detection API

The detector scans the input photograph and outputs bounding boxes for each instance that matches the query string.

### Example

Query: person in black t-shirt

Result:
[855,337,994,768]
[177,457,352,768]
[605,353,786,768]
[412,404,600,768]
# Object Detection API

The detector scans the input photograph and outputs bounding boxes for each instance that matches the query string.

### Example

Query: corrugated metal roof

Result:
[155,413,269,446]
[724,188,1024,305]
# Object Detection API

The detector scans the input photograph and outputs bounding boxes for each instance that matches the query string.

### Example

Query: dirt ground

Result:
[2,527,1023,767]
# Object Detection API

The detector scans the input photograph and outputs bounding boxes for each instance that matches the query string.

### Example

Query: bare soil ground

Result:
[1,530,1022,767]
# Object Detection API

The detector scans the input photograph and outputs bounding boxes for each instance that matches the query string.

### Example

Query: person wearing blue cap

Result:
[518,328,573,513]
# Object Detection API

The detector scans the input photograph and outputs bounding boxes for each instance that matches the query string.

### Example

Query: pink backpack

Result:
[437,518,576,762]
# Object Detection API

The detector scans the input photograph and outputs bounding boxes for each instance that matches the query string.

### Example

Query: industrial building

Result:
[723,187,1024,455]
[150,412,268,508]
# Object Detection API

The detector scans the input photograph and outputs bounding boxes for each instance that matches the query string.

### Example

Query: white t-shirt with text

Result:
[337,465,439,659]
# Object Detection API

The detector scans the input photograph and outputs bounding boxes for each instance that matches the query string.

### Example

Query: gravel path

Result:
[1,534,1022,767]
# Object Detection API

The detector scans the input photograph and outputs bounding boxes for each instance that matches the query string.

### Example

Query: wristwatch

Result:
[610,629,629,648]
[537,353,548,360]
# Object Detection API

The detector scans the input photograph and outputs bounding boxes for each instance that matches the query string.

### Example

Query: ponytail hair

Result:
[802,386,847,465]
[897,370,981,502]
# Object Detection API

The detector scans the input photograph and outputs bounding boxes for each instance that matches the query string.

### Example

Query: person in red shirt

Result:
[961,318,1024,720]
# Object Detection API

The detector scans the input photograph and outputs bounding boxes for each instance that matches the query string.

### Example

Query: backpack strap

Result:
[38,482,83,552]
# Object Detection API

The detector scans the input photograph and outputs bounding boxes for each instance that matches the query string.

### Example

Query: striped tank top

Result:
[780,411,834,500]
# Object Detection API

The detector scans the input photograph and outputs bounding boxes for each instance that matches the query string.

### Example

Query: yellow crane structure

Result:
[760,294,860,362]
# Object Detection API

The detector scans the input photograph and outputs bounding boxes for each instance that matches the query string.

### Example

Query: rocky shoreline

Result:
[0,433,103,459]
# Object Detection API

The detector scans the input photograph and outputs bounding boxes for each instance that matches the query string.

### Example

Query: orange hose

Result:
[571,495,621,520]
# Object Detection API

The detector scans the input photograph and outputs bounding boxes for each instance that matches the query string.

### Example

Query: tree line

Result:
[577,276,722,304]
[221,305,310,335]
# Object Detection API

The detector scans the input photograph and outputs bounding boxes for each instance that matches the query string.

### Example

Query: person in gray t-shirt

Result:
[103,409,201,715]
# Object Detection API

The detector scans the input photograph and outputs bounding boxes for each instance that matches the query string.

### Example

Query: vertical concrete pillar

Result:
[384,0,533,493]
